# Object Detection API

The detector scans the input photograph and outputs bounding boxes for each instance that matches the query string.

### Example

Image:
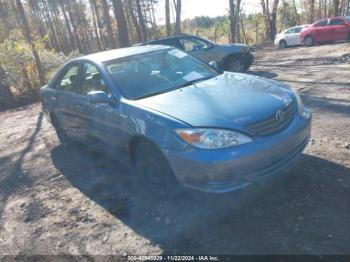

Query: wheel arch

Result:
[128,135,162,163]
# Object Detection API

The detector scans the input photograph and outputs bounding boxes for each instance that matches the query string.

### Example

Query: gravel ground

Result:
[0,43,349,256]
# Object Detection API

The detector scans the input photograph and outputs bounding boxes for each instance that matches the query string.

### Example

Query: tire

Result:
[279,40,287,49]
[304,36,314,47]
[226,56,246,73]
[347,33,350,42]
[51,115,71,146]
[133,140,182,198]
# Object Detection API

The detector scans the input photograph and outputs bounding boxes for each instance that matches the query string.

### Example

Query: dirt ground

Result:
[0,43,349,256]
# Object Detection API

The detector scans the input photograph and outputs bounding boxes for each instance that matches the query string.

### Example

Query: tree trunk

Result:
[136,0,148,41]
[261,0,280,41]
[236,0,241,42]
[59,0,76,51]
[165,0,171,36]
[173,0,181,35]
[89,0,103,51]
[128,0,143,42]
[310,0,315,23]
[111,0,130,47]
[15,0,46,86]
[101,0,117,49]
[229,0,236,42]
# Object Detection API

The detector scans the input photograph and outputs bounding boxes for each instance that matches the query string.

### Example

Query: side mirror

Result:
[87,91,115,105]
[208,61,223,73]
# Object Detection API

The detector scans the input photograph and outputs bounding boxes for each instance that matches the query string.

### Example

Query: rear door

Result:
[329,18,348,40]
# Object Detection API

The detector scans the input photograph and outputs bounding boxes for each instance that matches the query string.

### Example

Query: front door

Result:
[179,36,215,63]
[78,62,123,155]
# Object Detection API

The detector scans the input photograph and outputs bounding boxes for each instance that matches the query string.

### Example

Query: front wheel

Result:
[226,57,246,72]
[304,36,314,47]
[133,141,183,198]
[279,40,287,49]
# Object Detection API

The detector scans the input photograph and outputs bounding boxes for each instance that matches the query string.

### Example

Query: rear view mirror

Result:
[87,91,115,105]
[209,61,223,73]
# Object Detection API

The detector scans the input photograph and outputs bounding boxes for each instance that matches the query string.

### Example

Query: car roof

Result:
[138,34,195,45]
[77,45,170,63]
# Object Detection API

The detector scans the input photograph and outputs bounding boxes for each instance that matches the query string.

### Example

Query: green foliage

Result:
[0,30,79,104]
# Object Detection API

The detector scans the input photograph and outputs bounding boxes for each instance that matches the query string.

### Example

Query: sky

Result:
[154,0,262,24]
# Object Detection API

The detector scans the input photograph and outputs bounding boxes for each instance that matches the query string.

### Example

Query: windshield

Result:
[103,49,219,100]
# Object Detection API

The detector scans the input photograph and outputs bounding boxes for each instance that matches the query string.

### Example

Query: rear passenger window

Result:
[294,27,302,33]
[80,63,109,95]
[58,64,80,93]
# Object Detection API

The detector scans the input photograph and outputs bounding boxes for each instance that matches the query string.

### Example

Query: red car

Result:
[300,16,350,46]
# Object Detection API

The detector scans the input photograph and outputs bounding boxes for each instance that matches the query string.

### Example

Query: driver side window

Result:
[80,63,110,96]
[58,64,80,93]
[180,37,209,52]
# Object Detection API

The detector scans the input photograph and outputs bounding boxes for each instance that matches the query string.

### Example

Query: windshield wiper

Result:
[135,76,216,100]
[179,76,216,88]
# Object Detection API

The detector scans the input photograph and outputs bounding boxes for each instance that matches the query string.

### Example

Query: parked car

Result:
[41,45,312,195]
[274,25,310,48]
[136,34,254,72]
[300,16,350,46]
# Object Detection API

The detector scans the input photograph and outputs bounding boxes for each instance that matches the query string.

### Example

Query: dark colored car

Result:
[300,16,350,46]
[137,34,254,72]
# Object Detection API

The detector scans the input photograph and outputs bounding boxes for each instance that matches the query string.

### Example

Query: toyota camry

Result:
[40,45,312,195]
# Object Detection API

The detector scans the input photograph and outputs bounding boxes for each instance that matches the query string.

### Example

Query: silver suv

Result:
[138,35,254,72]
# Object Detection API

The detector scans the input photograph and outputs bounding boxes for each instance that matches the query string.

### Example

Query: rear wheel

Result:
[226,56,245,72]
[133,140,182,198]
[305,36,314,47]
[279,40,287,49]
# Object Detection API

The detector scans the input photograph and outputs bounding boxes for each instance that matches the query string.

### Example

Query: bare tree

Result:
[229,0,236,42]
[261,0,280,41]
[165,0,171,36]
[101,0,117,49]
[15,0,45,86]
[136,0,148,41]
[111,0,130,47]
[173,0,181,35]
[309,0,315,23]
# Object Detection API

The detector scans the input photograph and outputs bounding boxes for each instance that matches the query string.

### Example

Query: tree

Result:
[229,0,236,42]
[165,0,171,36]
[101,0,117,49]
[173,0,181,35]
[136,0,148,41]
[127,0,143,42]
[261,0,280,41]
[309,0,315,23]
[111,0,130,47]
[15,0,45,86]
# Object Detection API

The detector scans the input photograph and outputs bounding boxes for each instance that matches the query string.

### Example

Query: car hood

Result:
[134,72,294,130]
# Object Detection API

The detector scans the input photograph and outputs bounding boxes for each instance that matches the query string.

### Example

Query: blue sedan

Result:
[41,45,312,195]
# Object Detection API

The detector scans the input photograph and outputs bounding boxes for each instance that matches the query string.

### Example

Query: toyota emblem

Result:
[276,110,285,122]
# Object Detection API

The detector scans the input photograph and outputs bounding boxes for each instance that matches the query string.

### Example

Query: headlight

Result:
[174,128,253,149]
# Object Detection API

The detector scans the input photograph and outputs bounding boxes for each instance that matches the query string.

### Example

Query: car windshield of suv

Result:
[104,49,219,100]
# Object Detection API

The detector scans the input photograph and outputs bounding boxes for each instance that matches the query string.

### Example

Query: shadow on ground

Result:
[51,145,350,254]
